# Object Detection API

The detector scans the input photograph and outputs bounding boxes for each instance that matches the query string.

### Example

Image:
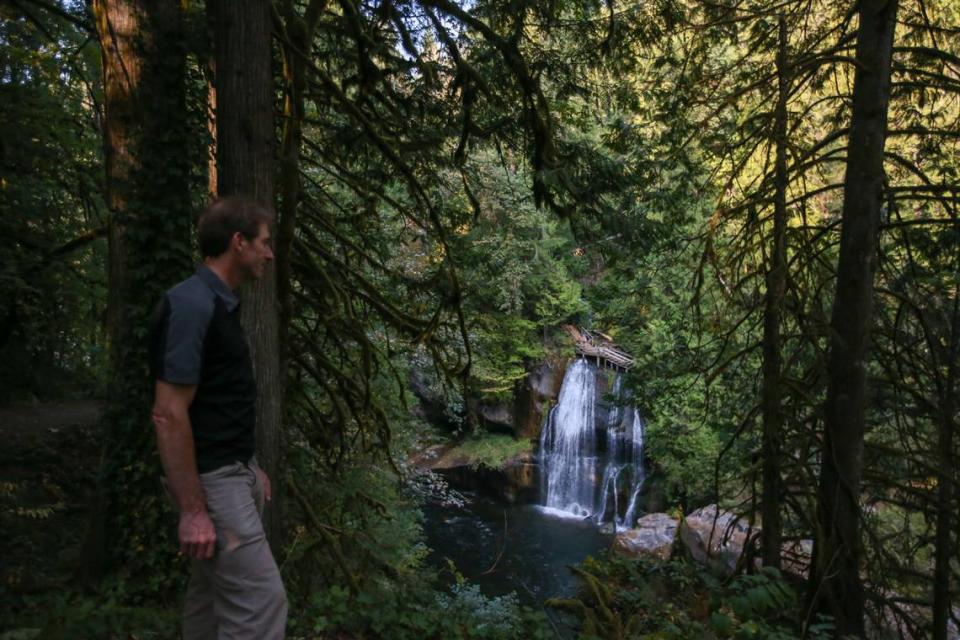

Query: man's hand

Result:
[153,380,211,558]
[256,467,272,503]
[179,509,217,559]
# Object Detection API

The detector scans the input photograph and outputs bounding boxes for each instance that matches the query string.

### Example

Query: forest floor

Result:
[0,401,102,615]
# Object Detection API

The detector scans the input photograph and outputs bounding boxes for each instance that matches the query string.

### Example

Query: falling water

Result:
[539,358,646,530]
[539,359,598,519]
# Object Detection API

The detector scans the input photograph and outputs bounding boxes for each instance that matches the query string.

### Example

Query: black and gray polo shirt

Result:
[149,265,256,473]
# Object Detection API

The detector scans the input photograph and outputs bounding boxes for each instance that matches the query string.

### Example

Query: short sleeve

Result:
[151,285,214,385]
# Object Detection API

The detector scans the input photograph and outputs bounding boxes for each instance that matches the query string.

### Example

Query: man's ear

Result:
[231,231,245,252]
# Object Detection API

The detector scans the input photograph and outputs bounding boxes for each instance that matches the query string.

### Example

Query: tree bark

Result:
[84,0,193,584]
[932,295,957,640]
[810,1,899,635]
[93,0,141,368]
[211,0,283,545]
[760,15,789,570]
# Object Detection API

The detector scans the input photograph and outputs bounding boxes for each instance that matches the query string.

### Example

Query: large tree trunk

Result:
[760,15,789,570]
[810,1,899,635]
[84,0,193,584]
[932,298,957,640]
[211,0,283,545]
[94,0,140,365]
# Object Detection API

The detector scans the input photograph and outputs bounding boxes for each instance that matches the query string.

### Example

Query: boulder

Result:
[680,504,759,576]
[613,513,679,561]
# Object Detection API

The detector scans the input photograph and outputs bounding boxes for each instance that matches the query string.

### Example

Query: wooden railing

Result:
[563,325,635,370]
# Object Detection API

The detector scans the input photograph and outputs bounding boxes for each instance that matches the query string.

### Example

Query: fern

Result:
[0,480,65,520]
[724,567,795,620]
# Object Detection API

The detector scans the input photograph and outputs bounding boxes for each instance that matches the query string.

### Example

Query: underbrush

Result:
[290,576,552,640]
[1,566,552,640]
[0,590,179,640]
[550,554,835,640]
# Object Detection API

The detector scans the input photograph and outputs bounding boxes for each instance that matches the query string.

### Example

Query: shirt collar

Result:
[196,264,240,312]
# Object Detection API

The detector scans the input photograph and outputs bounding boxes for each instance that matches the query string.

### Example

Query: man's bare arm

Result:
[152,380,216,559]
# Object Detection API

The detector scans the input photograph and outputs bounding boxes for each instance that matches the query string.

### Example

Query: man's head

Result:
[198,197,274,282]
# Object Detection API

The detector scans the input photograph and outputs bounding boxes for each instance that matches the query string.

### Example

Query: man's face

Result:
[237,222,274,281]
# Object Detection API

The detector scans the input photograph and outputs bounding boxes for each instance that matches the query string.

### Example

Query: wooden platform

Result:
[563,325,635,371]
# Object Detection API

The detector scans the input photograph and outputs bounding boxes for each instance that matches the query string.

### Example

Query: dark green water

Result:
[423,491,614,606]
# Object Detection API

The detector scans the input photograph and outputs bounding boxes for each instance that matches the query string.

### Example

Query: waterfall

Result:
[539,358,646,530]
[539,359,598,518]
[619,408,646,529]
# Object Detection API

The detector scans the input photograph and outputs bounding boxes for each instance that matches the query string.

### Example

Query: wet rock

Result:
[639,474,667,513]
[500,452,539,503]
[429,449,540,505]
[680,504,759,576]
[529,358,567,400]
[613,513,679,561]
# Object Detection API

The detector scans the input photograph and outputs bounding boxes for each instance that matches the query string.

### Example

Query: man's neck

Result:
[204,257,244,291]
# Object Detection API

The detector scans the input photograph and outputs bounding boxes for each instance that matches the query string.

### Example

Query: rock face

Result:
[613,513,679,560]
[413,356,568,438]
[409,369,454,428]
[477,402,515,433]
[514,358,567,438]
[418,446,540,504]
[499,452,539,503]
[680,505,759,576]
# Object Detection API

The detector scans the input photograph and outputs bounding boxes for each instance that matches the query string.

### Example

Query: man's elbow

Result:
[152,404,181,433]
[152,381,195,435]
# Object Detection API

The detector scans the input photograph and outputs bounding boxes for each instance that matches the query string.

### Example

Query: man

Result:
[149,196,287,639]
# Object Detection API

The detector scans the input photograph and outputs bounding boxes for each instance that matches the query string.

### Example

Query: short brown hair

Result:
[197,196,272,258]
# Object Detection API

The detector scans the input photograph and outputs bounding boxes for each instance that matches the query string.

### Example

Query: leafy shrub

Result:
[0,592,178,640]
[551,554,835,640]
[290,579,550,639]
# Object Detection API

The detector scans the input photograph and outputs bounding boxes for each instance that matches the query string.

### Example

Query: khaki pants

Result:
[181,460,287,640]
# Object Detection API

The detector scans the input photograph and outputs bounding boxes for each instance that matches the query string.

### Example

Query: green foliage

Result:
[448,434,533,470]
[452,151,587,401]
[0,591,179,640]
[554,554,832,640]
[292,579,550,640]
[283,450,428,593]
[0,6,107,402]
[589,216,752,507]
[0,479,65,520]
